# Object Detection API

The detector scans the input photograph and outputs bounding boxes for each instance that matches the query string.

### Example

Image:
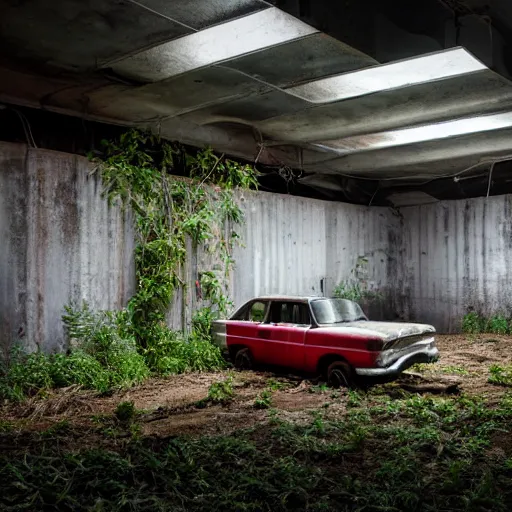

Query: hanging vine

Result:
[90,130,258,371]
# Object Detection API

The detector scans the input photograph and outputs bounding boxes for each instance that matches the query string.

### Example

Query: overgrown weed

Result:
[489,364,512,387]
[462,311,511,335]
[1,130,256,402]
[2,388,512,511]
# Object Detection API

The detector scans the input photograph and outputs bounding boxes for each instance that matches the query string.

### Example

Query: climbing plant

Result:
[90,129,258,371]
[0,131,258,399]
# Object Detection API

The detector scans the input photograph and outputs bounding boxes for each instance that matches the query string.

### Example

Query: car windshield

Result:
[310,298,367,324]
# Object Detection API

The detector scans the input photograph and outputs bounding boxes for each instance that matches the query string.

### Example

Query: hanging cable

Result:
[486,162,495,197]
[368,185,380,206]
[12,108,37,148]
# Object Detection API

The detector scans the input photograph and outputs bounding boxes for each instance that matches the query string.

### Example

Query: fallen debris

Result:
[398,371,461,394]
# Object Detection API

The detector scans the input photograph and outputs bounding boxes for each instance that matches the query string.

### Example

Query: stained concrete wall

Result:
[167,190,401,330]
[0,142,135,355]
[232,191,400,316]
[0,143,400,351]
[4,143,506,354]
[401,195,512,332]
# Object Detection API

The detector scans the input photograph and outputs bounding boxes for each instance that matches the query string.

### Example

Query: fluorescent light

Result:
[287,47,486,103]
[108,7,317,82]
[313,111,512,155]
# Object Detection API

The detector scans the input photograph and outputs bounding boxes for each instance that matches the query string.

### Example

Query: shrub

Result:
[191,307,215,342]
[207,376,234,404]
[487,315,509,335]
[50,351,109,391]
[115,401,137,422]
[462,312,512,335]
[462,312,485,334]
[5,352,53,397]
[1,300,226,402]
[143,322,225,375]
[63,303,149,387]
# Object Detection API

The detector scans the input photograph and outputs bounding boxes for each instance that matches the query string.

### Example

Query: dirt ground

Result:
[1,334,511,439]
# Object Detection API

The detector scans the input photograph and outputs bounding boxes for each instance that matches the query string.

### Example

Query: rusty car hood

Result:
[320,321,435,341]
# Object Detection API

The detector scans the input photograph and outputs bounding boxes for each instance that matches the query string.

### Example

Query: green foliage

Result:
[333,281,382,302]
[50,351,109,391]
[254,389,273,409]
[0,420,14,433]
[63,303,149,387]
[41,420,71,438]
[2,386,512,511]
[188,147,259,190]
[489,364,512,387]
[462,312,485,334]
[207,376,234,404]
[1,130,255,400]
[266,378,288,391]
[438,365,470,376]
[115,401,137,422]
[141,324,226,375]
[347,389,362,407]
[92,129,257,374]
[409,362,436,373]
[462,312,510,334]
[191,307,215,342]
[487,315,509,335]
[6,352,53,397]
[0,302,152,400]
[94,130,255,336]
[0,349,110,400]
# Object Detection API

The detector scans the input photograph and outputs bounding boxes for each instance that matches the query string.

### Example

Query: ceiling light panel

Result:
[133,0,268,30]
[224,33,377,88]
[287,47,487,103]
[314,111,512,155]
[108,7,318,82]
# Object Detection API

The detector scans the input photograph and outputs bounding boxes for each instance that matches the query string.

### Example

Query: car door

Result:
[226,300,269,361]
[258,301,310,370]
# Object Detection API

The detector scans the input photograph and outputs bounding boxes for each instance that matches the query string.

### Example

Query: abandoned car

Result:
[212,296,438,386]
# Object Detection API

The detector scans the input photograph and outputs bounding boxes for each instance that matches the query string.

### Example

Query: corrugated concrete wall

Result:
[0,142,135,355]
[167,191,401,330]
[401,195,512,332]
[6,142,506,353]
[0,143,400,352]
[232,191,400,314]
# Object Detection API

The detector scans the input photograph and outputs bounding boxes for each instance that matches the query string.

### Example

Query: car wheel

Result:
[234,348,253,371]
[327,361,353,388]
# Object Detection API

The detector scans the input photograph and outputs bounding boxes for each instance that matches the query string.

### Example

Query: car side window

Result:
[268,302,311,325]
[248,301,266,322]
[231,301,267,322]
[292,304,311,326]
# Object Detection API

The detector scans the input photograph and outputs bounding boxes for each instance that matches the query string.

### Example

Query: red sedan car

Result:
[212,296,438,387]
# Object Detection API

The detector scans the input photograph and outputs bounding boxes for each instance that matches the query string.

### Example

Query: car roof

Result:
[252,295,325,302]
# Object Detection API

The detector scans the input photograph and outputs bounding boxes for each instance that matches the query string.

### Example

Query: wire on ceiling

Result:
[329,154,512,187]
[8,107,38,148]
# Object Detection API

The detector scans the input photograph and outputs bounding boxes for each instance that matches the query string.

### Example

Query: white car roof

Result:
[249,295,326,302]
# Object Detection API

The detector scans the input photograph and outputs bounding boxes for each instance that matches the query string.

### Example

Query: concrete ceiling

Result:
[2,0,512,197]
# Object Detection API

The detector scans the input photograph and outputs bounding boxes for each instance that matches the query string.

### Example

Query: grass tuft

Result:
[489,364,512,387]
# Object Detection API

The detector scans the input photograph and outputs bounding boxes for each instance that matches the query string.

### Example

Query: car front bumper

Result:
[354,345,439,377]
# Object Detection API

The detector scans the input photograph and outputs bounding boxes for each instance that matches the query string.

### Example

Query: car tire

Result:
[327,361,353,388]
[234,348,253,371]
